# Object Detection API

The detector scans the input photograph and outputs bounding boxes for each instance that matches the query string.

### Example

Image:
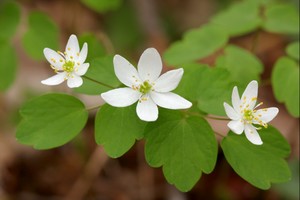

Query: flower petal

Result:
[254,107,279,123]
[41,72,66,86]
[244,124,263,145]
[150,92,192,109]
[227,120,244,135]
[76,63,90,76]
[223,102,240,120]
[77,42,88,64]
[137,48,162,82]
[114,55,142,87]
[154,68,184,92]
[101,88,141,107]
[65,34,80,61]
[43,48,64,70]
[67,75,83,88]
[136,95,158,121]
[232,86,241,112]
[241,80,258,110]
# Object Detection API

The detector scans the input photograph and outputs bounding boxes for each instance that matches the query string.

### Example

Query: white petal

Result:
[137,48,162,82]
[154,68,184,92]
[67,75,83,88]
[43,48,64,70]
[223,102,240,120]
[65,34,80,61]
[136,95,158,121]
[101,88,141,107]
[114,55,142,87]
[77,42,88,64]
[41,72,66,86]
[150,92,192,109]
[241,80,258,110]
[232,86,241,112]
[227,120,244,135]
[76,63,90,76]
[254,107,279,123]
[244,124,263,145]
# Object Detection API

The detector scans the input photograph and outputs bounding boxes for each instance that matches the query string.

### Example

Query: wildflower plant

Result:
[1,0,298,193]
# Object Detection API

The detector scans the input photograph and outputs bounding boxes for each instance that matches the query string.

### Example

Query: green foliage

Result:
[81,0,122,13]
[74,56,121,95]
[22,12,59,60]
[211,1,262,36]
[163,24,228,66]
[215,45,263,89]
[95,104,146,158]
[0,41,17,91]
[175,63,234,116]
[78,33,107,62]
[272,57,299,117]
[286,41,299,61]
[144,109,218,192]
[263,3,299,34]
[0,1,20,40]
[16,94,88,149]
[221,126,291,190]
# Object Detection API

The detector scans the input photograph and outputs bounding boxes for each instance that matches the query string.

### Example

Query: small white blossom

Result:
[101,48,192,122]
[223,80,279,145]
[41,34,89,88]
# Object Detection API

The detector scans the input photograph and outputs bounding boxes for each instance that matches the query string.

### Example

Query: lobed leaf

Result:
[0,1,20,40]
[22,11,59,60]
[95,104,146,158]
[144,109,218,192]
[16,94,88,149]
[163,24,228,66]
[74,56,121,95]
[221,126,291,189]
[215,45,263,89]
[271,57,299,117]
[0,41,17,91]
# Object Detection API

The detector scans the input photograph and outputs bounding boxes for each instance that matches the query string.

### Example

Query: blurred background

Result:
[0,0,299,199]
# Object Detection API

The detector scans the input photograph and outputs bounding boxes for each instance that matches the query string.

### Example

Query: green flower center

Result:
[243,109,253,122]
[139,81,152,94]
[63,61,75,73]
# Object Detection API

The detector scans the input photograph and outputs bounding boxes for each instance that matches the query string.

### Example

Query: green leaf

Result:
[16,94,88,149]
[81,0,122,13]
[211,1,262,36]
[175,63,234,116]
[215,45,263,88]
[144,109,218,192]
[22,11,59,60]
[272,57,299,117]
[0,41,17,91]
[95,104,146,158]
[221,126,291,190]
[0,1,20,40]
[286,41,299,60]
[164,24,228,66]
[263,3,299,34]
[74,56,120,95]
[78,33,107,62]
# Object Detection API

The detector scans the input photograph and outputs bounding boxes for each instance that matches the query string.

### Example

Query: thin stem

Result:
[83,75,115,89]
[86,104,102,111]
[205,115,230,121]
[214,131,226,137]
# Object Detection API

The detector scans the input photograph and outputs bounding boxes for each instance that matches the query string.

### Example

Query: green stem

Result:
[83,76,115,89]
[205,115,230,121]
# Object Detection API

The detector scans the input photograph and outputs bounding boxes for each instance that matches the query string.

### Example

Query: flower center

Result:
[63,61,75,73]
[139,81,152,94]
[243,109,253,123]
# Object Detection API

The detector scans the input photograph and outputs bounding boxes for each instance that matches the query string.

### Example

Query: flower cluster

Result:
[42,34,279,145]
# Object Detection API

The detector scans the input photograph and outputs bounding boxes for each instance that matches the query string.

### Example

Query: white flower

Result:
[41,34,89,88]
[223,80,279,145]
[101,48,192,122]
